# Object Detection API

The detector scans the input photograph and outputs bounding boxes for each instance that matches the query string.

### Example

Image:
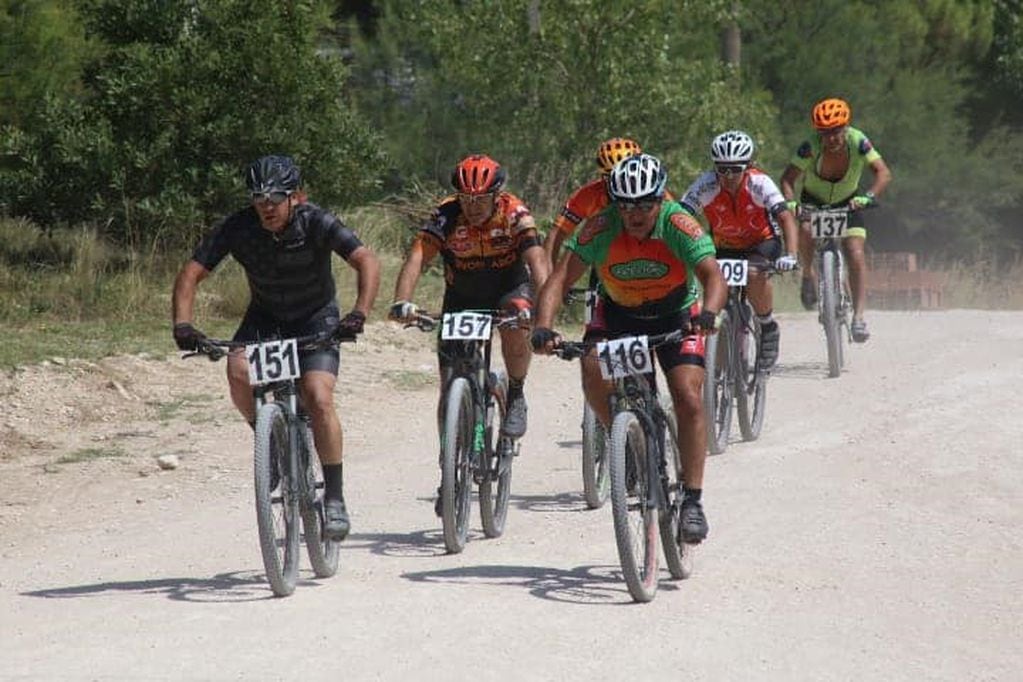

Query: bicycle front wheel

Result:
[820,251,843,378]
[658,397,694,580]
[581,401,610,509]
[254,402,300,597]
[736,302,768,441]
[703,309,734,454]
[609,410,659,603]
[441,377,474,553]
[300,426,339,578]
[480,372,512,538]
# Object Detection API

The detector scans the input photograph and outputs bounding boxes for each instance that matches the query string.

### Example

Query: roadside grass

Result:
[56,446,126,465]
[2,214,1020,368]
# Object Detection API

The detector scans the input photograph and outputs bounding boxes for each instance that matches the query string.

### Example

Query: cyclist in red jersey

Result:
[680,130,799,369]
[533,154,727,543]
[390,155,548,512]
[544,137,643,267]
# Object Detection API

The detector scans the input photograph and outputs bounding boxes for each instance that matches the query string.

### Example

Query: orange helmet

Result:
[596,137,642,174]
[451,154,506,195]
[811,98,851,130]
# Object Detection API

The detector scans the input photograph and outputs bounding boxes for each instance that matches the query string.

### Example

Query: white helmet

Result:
[710,130,755,164]
[607,153,667,201]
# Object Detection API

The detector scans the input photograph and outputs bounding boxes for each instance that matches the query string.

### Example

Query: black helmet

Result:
[246,155,301,193]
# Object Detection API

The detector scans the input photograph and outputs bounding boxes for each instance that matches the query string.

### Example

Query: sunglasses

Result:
[250,190,293,205]
[615,199,660,212]
[456,191,497,206]
[715,165,747,176]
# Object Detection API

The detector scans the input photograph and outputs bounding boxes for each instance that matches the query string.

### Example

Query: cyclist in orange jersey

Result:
[533,154,727,543]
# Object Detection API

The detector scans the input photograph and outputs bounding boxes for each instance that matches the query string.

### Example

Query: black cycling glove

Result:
[688,310,718,334]
[531,327,556,352]
[173,323,206,351]
[336,310,366,338]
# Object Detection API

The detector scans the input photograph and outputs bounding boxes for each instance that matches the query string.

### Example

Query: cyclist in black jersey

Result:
[171,155,381,541]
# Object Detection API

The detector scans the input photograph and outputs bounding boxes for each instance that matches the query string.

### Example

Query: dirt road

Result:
[1,310,1020,681]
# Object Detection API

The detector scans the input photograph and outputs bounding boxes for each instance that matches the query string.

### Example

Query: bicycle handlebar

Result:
[185,328,353,362]
[404,309,528,333]
[553,328,685,361]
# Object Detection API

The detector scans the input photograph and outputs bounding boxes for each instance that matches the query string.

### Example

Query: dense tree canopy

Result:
[0,0,1020,256]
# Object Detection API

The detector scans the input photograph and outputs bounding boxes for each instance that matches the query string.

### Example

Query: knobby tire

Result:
[441,377,473,553]
[253,402,300,597]
[581,401,610,509]
[480,372,512,538]
[704,309,734,454]
[736,302,768,441]
[609,410,659,603]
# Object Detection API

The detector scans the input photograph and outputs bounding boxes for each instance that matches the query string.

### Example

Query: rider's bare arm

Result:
[172,260,211,325]
[543,229,568,271]
[392,238,433,306]
[536,251,588,330]
[779,165,802,202]
[866,157,892,198]
[523,242,549,294]
[346,246,380,317]
[694,256,727,314]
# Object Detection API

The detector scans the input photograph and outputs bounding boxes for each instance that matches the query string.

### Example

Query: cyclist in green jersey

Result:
[532,154,727,542]
[780,97,892,342]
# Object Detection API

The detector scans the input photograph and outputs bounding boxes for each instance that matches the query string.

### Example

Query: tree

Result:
[0,0,386,246]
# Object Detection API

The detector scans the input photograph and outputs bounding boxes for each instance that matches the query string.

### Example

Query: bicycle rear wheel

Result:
[253,402,300,597]
[441,377,474,553]
[581,401,610,509]
[736,302,768,441]
[480,372,512,538]
[820,251,843,378]
[609,410,659,603]
[658,397,694,580]
[703,309,734,454]
[300,426,339,578]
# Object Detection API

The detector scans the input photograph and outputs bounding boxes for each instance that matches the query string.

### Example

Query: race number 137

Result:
[596,336,653,379]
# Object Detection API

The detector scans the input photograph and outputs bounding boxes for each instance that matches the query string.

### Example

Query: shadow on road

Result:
[770,361,831,379]
[19,570,314,603]
[511,490,591,513]
[402,562,678,605]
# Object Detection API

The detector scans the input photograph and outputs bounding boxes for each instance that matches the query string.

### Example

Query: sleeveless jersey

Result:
[789,126,882,204]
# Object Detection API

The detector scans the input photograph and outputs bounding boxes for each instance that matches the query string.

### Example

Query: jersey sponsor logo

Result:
[576,214,607,245]
[560,206,582,224]
[610,258,669,281]
[859,138,874,155]
[670,211,704,239]
[797,141,813,158]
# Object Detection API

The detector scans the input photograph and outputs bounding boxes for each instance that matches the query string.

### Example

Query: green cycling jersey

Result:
[790,126,882,204]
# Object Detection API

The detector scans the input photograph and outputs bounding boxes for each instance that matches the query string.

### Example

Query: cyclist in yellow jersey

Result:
[780,98,892,342]
[533,154,727,543]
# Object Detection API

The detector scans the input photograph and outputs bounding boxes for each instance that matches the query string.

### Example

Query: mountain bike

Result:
[188,330,351,597]
[800,203,873,378]
[556,330,694,603]
[407,310,522,554]
[566,278,609,509]
[703,255,779,454]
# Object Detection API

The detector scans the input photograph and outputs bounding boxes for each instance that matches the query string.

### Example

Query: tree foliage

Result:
[1,0,385,246]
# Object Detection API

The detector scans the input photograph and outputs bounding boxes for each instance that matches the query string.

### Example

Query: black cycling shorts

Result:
[438,282,533,370]
[584,300,705,371]
[233,301,341,375]
[716,237,783,263]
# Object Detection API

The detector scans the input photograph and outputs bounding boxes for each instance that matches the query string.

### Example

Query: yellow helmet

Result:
[596,138,642,175]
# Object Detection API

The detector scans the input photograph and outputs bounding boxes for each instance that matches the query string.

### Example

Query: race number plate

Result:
[717,259,749,286]
[441,311,492,340]
[809,208,849,238]
[596,335,653,379]
[246,338,300,386]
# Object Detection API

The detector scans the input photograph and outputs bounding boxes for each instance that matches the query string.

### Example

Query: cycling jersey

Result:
[565,200,715,317]
[554,179,676,237]
[790,126,882,204]
[680,168,786,250]
[191,203,363,322]
[417,192,540,299]
[553,178,610,237]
